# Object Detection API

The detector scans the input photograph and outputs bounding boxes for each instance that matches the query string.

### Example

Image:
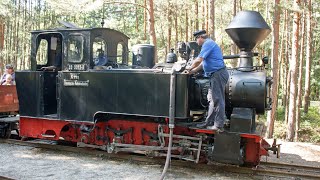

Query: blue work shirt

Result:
[198,38,225,76]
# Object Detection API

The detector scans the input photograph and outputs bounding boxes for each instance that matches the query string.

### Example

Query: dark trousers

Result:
[206,68,229,127]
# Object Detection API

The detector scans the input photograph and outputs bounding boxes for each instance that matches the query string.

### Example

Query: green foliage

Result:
[0,0,11,17]
[276,106,285,122]
[272,106,320,143]
[301,106,320,124]
[273,121,287,140]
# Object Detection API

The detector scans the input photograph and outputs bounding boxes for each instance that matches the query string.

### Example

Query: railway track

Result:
[1,138,320,179]
[259,161,320,179]
[0,176,14,180]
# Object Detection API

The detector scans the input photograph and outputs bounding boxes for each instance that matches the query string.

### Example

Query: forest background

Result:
[0,0,319,142]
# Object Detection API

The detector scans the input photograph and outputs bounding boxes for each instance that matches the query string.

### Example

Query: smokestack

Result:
[225,11,271,71]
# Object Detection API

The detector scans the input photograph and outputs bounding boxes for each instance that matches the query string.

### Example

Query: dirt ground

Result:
[0,143,250,180]
[262,139,320,167]
[0,140,319,180]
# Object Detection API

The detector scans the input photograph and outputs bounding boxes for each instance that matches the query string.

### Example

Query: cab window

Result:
[93,37,107,66]
[67,35,84,63]
[36,39,48,65]
[117,43,123,64]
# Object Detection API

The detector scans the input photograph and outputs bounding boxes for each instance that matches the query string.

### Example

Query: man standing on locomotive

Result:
[186,30,229,131]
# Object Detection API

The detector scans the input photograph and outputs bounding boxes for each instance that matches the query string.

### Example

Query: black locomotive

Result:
[10,11,278,166]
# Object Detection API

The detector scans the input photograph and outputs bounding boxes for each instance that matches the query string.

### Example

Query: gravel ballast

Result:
[0,140,319,179]
[0,143,248,180]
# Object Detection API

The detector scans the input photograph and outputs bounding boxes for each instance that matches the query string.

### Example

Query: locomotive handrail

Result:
[226,66,266,71]
[223,52,259,59]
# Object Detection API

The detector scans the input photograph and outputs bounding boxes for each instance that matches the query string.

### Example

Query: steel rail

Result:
[258,161,320,179]
[260,161,320,171]
[0,175,15,180]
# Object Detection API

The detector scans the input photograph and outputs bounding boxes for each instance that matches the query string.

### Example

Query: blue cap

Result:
[193,30,206,37]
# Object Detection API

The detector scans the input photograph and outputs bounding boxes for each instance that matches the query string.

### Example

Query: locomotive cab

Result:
[16,28,129,119]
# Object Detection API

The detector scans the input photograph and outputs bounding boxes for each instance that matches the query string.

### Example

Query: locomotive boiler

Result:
[11,10,278,167]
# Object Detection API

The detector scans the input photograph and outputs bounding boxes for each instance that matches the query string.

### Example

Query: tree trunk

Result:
[295,10,305,141]
[21,0,27,70]
[11,0,17,66]
[37,0,41,30]
[0,17,4,74]
[43,2,46,29]
[190,18,193,41]
[27,0,33,69]
[266,0,281,138]
[135,0,139,32]
[209,0,215,40]
[167,0,172,55]
[0,16,4,72]
[180,24,183,42]
[284,6,290,124]
[174,6,178,45]
[143,0,147,40]
[205,0,209,32]
[278,12,286,107]
[148,0,157,62]
[179,9,183,41]
[185,9,188,41]
[230,0,238,68]
[202,0,205,29]
[287,0,301,141]
[195,0,199,30]
[303,0,312,113]
[0,17,4,50]
[219,5,224,52]
[15,0,21,68]
[4,11,9,65]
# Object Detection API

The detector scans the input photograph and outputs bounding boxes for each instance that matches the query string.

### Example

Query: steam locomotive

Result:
[1,11,278,166]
